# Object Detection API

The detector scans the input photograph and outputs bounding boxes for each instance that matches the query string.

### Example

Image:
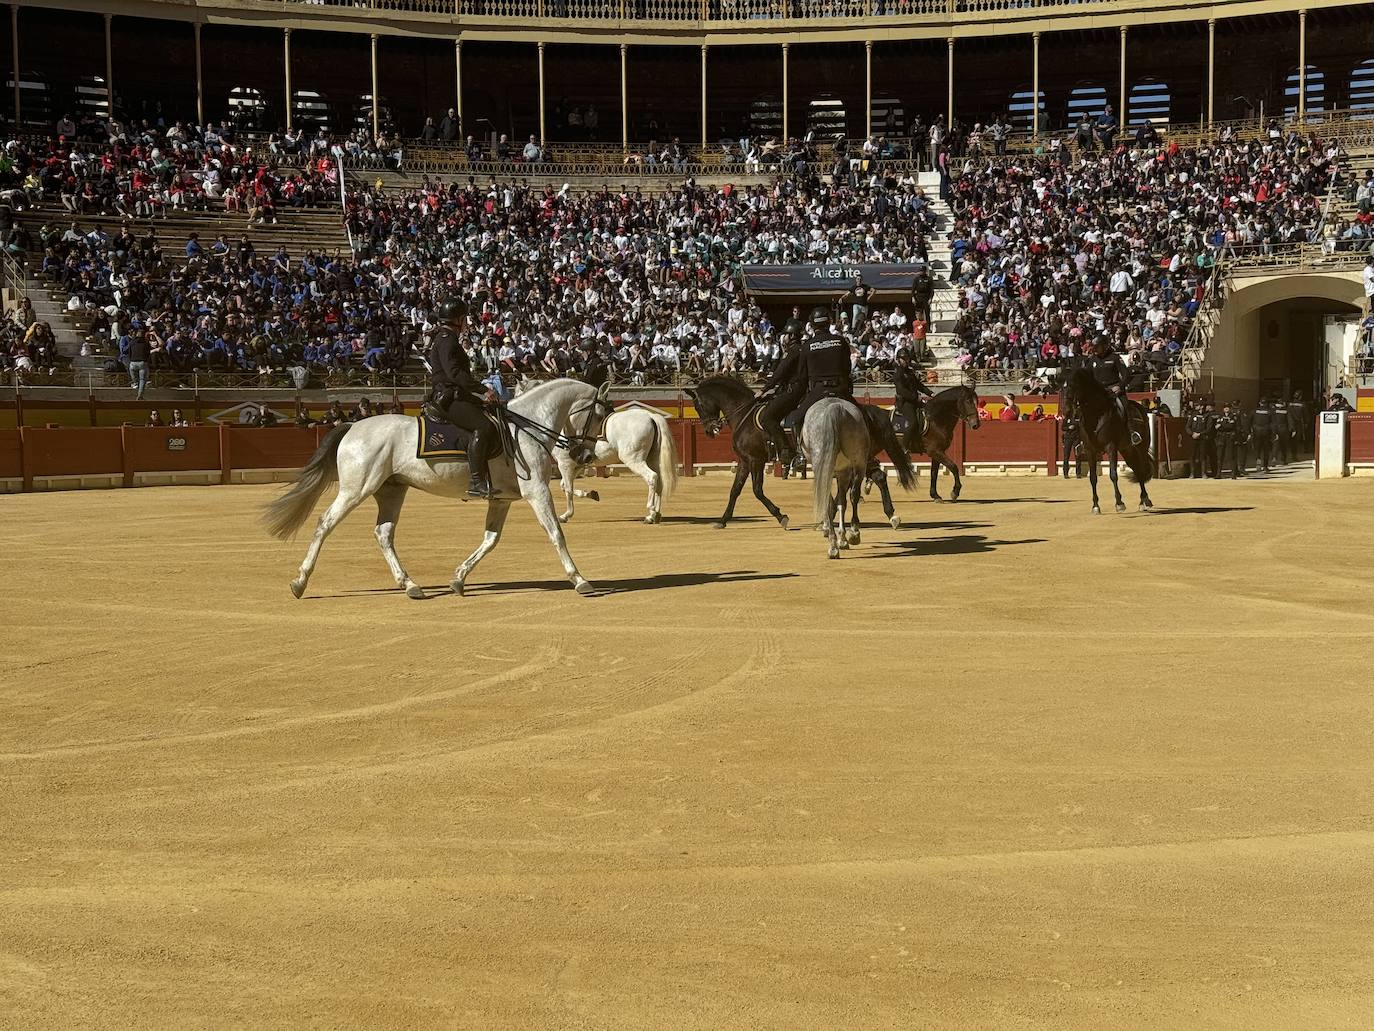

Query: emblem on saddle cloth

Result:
[415,413,470,460]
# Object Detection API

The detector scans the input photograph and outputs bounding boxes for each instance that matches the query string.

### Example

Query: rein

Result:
[501,393,611,483]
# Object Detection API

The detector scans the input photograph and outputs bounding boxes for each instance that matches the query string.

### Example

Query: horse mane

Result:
[1065,367,1107,403]
[514,376,596,405]
[926,384,972,414]
[693,375,756,402]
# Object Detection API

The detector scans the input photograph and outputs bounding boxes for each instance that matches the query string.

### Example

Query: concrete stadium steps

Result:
[353,166,777,195]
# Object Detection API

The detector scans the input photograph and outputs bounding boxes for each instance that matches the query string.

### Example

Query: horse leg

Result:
[748,462,789,529]
[1087,451,1101,514]
[946,455,964,502]
[1109,445,1125,513]
[372,481,423,600]
[825,485,841,559]
[450,499,512,596]
[1138,452,1154,512]
[556,450,577,523]
[874,469,899,528]
[929,455,942,501]
[623,456,661,524]
[291,478,372,599]
[525,486,596,595]
[713,462,750,530]
[845,474,862,546]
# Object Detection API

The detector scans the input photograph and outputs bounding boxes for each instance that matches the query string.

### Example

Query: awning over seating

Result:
[740,263,923,298]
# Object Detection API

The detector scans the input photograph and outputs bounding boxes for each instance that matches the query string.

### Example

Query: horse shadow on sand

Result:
[316,569,799,599]
[859,535,1048,559]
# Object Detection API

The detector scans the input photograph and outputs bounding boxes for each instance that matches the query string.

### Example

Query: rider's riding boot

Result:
[466,423,494,498]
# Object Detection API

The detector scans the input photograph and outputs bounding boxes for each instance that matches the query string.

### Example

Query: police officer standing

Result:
[1272,393,1292,465]
[1214,401,1240,479]
[758,330,807,468]
[892,346,933,447]
[1251,394,1275,472]
[428,297,500,498]
[1185,400,1213,479]
[1231,398,1252,475]
[1288,390,1310,452]
[795,305,855,425]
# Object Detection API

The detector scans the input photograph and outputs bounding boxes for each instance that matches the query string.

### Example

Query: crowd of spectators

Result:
[939,124,1347,391]
[0,109,1357,394]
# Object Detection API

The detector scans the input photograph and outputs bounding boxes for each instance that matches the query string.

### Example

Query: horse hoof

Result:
[711,521,726,530]
[405,584,426,600]
[779,515,789,530]
[575,580,596,596]
[889,515,902,529]
[558,514,571,524]
[839,538,851,550]
[846,531,861,545]
[1144,500,1154,510]
[450,580,465,596]
[289,580,305,599]
[1091,506,1101,515]
[650,512,661,524]
[587,490,600,502]
[930,494,943,502]
[828,547,840,559]
[1138,504,1148,513]
[1115,503,1126,514]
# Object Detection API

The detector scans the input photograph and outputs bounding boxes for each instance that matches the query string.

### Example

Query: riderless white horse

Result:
[553,407,679,524]
[803,397,872,559]
[262,378,612,598]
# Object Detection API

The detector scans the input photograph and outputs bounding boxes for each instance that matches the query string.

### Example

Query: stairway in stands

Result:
[14,204,349,371]
[915,171,962,380]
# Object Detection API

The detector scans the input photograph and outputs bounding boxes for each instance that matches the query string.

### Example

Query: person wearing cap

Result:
[1185,400,1214,479]
[1214,401,1240,479]
[428,296,499,498]
[1272,393,1292,465]
[1231,399,1252,475]
[892,346,932,444]
[1250,395,1275,473]
[795,304,854,430]
[758,330,807,469]
[1289,390,1310,451]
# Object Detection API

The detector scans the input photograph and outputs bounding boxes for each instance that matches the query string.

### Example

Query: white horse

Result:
[803,397,872,559]
[263,378,612,599]
[554,407,680,524]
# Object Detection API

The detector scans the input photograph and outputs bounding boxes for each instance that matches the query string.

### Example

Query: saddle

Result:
[891,405,927,443]
[416,406,503,462]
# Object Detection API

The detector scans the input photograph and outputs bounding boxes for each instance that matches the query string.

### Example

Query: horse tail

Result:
[880,413,917,491]
[650,412,679,501]
[811,407,839,526]
[262,424,349,540]
[1127,406,1154,484]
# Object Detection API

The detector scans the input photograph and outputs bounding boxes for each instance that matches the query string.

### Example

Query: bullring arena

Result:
[4,464,1374,1028]
[8,0,1374,1020]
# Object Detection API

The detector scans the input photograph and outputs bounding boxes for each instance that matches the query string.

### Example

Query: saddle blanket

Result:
[416,413,471,460]
[892,406,926,442]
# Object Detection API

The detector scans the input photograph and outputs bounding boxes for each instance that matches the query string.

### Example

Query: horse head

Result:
[687,383,725,437]
[958,379,982,430]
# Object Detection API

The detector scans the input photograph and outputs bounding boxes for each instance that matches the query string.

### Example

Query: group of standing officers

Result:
[1182,393,1311,478]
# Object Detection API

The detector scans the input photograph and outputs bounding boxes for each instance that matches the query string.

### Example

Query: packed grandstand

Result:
[2,113,1366,397]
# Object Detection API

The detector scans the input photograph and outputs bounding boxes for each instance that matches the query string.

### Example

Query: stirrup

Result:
[466,480,491,499]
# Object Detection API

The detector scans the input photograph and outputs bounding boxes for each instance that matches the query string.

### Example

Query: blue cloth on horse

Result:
[416,413,472,460]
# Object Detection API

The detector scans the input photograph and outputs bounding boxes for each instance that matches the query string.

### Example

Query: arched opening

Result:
[1127,78,1170,128]
[292,89,331,131]
[228,86,268,130]
[1008,86,1044,134]
[1284,65,1324,118]
[748,94,782,139]
[870,94,904,137]
[1066,83,1108,126]
[1349,59,1374,118]
[7,71,53,130]
[1215,274,1364,406]
[805,95,846,138]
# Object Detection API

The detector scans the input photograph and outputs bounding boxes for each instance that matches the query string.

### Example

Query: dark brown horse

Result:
[845,404,919,529]
[685,376,789,530]
[1063,368,1154,514]
[899,384,981,501]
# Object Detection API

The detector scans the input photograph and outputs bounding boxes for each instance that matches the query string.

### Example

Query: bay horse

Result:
[804,397,871,559]
[1063,368,1155,514]
[899,384,981,501]
[263,378,613,598]
[685,376,789,531]
[843,404,919,530]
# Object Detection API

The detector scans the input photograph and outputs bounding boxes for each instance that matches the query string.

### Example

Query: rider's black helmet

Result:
[895,347,911,362]
[435,297,469,324]
[809,305,831,325]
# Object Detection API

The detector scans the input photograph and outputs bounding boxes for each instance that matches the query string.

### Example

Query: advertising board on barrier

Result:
[740,263,924,296]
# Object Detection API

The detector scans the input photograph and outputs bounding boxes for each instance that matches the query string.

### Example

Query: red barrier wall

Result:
[124,426,223,474]
[1348,413,1374,462]
[963,420,1057,471]
[224,427,321,469]
[0,429,22,479]
[22,428,124,477]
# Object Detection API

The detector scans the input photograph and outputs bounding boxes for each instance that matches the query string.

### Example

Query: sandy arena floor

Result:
[2,470,1373,1029]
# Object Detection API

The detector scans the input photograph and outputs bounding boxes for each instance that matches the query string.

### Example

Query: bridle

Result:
[500,387,614,479]
[696,391,753,438]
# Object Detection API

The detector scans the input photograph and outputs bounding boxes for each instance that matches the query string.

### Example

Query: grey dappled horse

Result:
[263,378,612,598]
[803,397,872,559]
[554,407,679,524]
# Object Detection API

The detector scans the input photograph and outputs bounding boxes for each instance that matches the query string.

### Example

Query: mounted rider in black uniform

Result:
[796,305,854,427]
[892,346,933,442]
[427,296,500,498]
[1078,337,1139,445]
[758,330,807,468]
